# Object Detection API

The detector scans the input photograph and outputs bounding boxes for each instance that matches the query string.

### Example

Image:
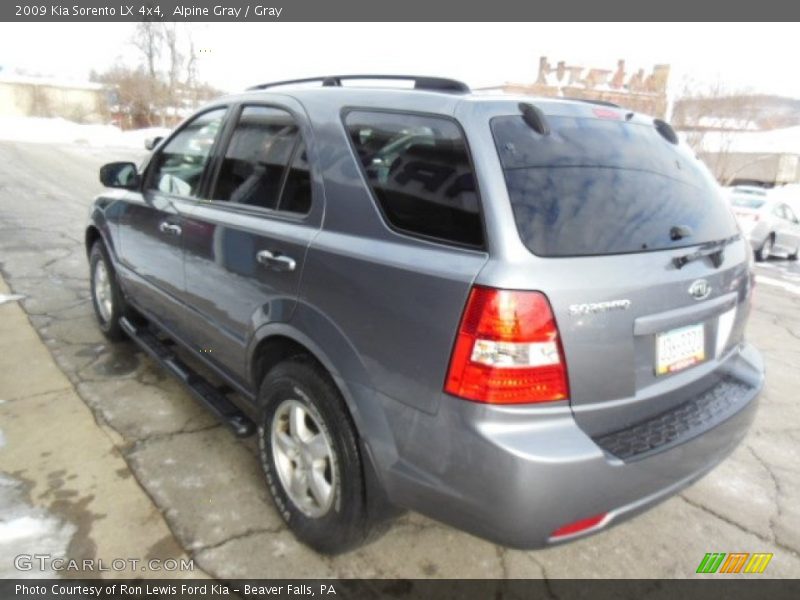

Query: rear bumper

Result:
[376,342,763,548]
[744,226,769,250]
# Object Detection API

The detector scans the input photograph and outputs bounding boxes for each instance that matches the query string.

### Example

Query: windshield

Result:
[491,115,739,257]
[730,196,766,209]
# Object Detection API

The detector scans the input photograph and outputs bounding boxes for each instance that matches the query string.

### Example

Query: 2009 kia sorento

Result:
[86,75,764,554]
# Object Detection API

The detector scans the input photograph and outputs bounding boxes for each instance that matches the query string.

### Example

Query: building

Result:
[479,56,671,118]
[0,73,110,123]
[673,95,800,186]
[694,126,800,186]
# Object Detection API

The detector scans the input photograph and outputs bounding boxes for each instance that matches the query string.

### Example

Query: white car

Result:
[728,187,800,261]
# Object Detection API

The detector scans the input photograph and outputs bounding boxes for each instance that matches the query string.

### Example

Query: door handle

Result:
[158,221,182,236]
[256,250,296,272]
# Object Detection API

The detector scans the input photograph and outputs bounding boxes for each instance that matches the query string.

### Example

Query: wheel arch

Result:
[247,323,369,425]
[85,205,119,263]
[85,225,103,256]
[247,323,401,519]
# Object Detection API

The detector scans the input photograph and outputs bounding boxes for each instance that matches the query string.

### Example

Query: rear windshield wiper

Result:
[672,235,740,269]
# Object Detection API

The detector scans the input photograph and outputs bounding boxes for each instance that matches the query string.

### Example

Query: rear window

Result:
[345,111,483,248]
[491,115,739,257]
[730,196,766,209]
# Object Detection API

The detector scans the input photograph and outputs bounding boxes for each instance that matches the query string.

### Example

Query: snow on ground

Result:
[0,472,77,578]
[698,125,800,154]
[0,116,171,150]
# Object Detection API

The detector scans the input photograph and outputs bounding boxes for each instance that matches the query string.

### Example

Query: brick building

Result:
[479,56,671,118]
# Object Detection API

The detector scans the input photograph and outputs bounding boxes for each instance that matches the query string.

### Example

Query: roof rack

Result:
[247,75,470,94]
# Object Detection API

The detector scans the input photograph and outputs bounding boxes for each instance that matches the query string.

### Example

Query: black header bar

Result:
[3,0,800,22]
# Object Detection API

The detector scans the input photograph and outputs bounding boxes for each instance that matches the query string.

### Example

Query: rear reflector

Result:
[444,286,569,404]
[550,513,608,540]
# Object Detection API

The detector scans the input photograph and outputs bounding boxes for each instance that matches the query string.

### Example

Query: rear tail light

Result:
[444,286,569,404]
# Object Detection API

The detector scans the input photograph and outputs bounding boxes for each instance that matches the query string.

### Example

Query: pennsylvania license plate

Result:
[655,323,705,375]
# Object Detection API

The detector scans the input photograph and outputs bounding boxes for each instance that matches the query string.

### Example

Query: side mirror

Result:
[99,162,139,189]
[144,136,163,151]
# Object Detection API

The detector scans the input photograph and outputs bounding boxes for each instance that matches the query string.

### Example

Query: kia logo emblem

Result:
[689,279,711,301]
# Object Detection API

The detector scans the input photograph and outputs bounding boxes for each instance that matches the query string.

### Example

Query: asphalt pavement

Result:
[0,139,798,579]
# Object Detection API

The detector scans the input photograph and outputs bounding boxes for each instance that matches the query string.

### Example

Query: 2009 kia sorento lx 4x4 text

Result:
[86,75,764,553]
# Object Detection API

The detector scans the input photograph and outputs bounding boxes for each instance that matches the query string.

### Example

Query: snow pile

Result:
[698,125,800,155]
[0,116,171,149]
[117,127,174,150]
[0,473,77,578]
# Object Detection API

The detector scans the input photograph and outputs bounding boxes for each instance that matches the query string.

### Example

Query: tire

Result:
[257,358,372,554]
[89,241,127,341]
[789,246,799,261]
[755,234,774,262]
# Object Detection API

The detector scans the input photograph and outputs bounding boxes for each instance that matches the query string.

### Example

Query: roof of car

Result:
[730,185,769,196]
[217,86,656,125]
[214,76,651,121]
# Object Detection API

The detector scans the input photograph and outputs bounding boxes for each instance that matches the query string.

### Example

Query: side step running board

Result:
[119,317,256,438]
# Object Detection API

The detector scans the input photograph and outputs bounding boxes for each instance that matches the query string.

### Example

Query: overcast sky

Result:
[0,22,797,98]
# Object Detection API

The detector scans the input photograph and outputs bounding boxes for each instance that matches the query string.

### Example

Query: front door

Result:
[116,107,228,332]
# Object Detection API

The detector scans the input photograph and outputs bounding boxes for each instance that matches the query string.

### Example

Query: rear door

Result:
[783,204,800,252]
[180,103,319,382]
[117,107,228,332]
[490,110,750,435]
[774,203,800,254]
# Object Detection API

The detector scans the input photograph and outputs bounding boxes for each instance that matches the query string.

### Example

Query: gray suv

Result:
[86,75,764,553]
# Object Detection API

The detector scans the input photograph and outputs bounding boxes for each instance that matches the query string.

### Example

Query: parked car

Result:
[727,188,800,260]
[87,75,764,553]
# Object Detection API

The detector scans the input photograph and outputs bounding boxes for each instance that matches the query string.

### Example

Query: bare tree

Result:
[133,22,163,80]
[184,33,200,109]
[95,24,221,129]
[95,64,165,128]
[26,84,53,118]
[163,24,184,121]
[672,80,762,184]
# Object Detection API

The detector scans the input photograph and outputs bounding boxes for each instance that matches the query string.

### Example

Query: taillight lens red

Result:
[735,211,760,222]
[444,286,569,404]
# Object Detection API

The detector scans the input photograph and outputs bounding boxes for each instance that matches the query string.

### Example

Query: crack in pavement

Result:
[122,423,225,452]
[191,526,285,555]
[526,555,559,599]
[746,445,797,555]
[678,494,799,558]
[494,545,509,580]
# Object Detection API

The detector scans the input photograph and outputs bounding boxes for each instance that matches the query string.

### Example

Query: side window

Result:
[785,205,799,223]
[149,108,226,197]
[344,111,483,248]
[213,106,309,214]
[278,143,312,214]
[773,204,787,219]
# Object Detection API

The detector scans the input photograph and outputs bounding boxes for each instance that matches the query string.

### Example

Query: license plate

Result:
[655,323,705,375]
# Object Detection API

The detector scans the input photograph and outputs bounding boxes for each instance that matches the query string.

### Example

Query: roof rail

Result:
[247,75,470,94]
[561,97,621,109]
